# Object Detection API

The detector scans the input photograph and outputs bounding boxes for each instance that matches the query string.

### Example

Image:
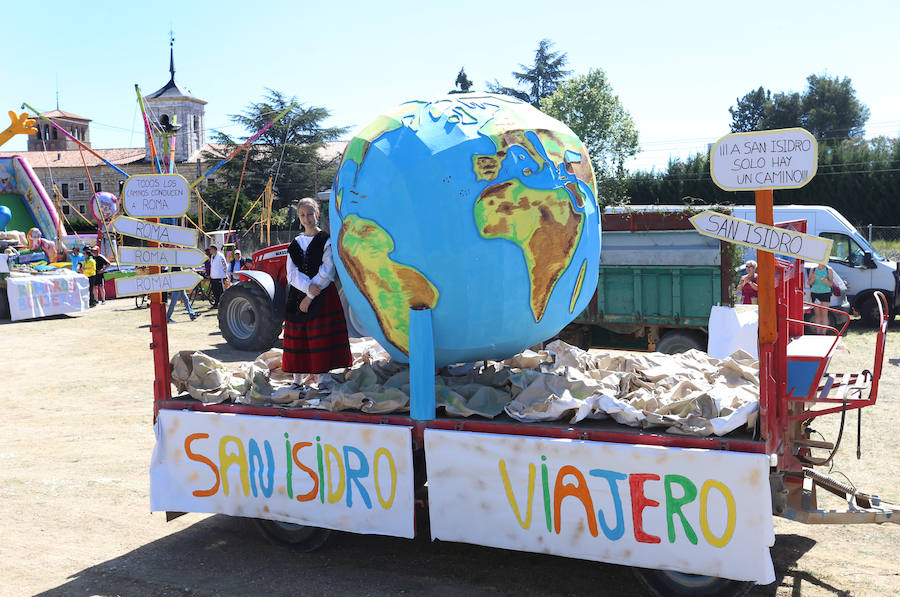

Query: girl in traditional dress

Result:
[283,198,352,388]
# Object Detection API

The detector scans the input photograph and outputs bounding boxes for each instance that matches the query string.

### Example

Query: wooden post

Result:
[755,189,776,344]
[755,188,779,456]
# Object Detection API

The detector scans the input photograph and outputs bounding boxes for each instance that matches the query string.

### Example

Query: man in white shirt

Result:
[208,244,228,307]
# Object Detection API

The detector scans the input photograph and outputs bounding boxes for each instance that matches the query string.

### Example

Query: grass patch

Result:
[871,239,900,261]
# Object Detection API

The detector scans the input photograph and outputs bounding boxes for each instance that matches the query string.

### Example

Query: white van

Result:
[729,205,897,325]
[608,205,899,326]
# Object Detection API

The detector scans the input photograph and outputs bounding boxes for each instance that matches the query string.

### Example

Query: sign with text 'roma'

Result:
[690,210,832,263]
[425,429,775,584]
[117,246,207,268]
[114,270,203,297]
[710,128,817,191]
[122,173,190,217]
[111,215,197,248]
[151,410,415,538]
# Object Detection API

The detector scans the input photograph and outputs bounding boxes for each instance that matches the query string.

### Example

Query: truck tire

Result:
[858,294,893,328]
[655,330,704,354]
[254,519,330,552]
[633,567,753,597]
[218,281,283,351]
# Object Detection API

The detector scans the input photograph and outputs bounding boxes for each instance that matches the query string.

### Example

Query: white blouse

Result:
[285,233,335,294]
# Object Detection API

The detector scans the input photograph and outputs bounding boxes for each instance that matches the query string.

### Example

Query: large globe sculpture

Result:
[330,93,600,367]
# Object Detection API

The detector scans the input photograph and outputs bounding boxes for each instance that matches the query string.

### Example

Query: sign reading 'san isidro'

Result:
[710,128,818,191]
[690,210,832,263]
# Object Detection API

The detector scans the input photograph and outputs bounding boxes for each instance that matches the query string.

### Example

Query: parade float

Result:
[141,96,896,596]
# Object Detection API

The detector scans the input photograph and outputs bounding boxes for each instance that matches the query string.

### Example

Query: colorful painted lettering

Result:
[182,431,398,511]
[499,458,737,549]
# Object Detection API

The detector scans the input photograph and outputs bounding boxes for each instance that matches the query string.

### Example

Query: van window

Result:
[822,232,868,267]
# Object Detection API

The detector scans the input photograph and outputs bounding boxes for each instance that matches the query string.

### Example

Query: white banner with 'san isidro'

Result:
[425,429,775,584]
[151,410,415,538]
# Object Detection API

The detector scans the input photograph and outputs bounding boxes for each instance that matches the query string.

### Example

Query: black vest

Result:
[285,231,329,321]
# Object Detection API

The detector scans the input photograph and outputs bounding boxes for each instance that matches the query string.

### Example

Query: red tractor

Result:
[217,244,290,351]
[217,243,362,351]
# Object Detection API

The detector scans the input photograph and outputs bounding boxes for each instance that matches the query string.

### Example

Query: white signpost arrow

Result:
[122,173,191,217]
[114,270,203,297]
[710,128,818,191]
[117,246,207,268]
[111,216,198,248]
[690,210,832,263]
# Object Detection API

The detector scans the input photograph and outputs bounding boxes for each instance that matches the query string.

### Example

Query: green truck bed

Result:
[561,210,734,352]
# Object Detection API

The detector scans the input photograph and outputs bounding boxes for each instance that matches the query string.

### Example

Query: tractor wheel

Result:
[218,281,282,351]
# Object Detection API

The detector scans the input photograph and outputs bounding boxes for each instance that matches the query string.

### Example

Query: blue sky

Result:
[2,0,897,172]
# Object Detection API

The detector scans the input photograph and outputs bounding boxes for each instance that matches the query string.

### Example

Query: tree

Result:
[485,39,571,106]
[201,89,346,230]
[802,74,870,140]
[484,79,530,102]
[449,67,473,94]
[761,91,803,130]
[541,68,639,204]
[728,87,768,132]
[513,39,572,107]
[728,74,869,143]
[624,137,900,225]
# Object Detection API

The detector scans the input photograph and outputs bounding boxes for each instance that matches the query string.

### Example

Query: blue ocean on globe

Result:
[330,94,600,367]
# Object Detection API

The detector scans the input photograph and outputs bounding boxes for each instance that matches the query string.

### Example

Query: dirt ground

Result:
[0,298,898,597]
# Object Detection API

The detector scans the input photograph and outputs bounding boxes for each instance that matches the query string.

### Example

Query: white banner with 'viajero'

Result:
[151,410,415,538]
[425,429,775,584]
[6,271,90,320]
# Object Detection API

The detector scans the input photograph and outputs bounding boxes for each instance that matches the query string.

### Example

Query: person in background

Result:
[0,243,17,280]
[70,246,84,272]
[808,262,834,334]
[228,249,243,283]
[736,260,759,304]
[282,197,352,389]
[82,249,97,307]
[91,246,110,304]
[166,266,198,323]
[208,244,228,307]
[203,247,212,278]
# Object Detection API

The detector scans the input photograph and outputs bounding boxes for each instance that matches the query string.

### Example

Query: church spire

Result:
[168,29,175,82]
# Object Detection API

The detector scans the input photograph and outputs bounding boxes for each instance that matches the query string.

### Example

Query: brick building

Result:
[0,46,212,225]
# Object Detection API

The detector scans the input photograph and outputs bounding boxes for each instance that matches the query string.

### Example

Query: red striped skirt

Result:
[282,285,352,374]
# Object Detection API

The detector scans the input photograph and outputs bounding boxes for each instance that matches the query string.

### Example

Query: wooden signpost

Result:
[710,128,818,191]
[690,211,831,263]
[707,127,819,345]
[122,173,191,218]
[118,246,207,268]
[114,173,202,375]
[115,270,203,297]
[111,215,198,248]
[706,127,819,431]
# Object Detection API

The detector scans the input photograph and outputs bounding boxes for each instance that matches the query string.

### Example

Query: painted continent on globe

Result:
[330,93,600,367]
